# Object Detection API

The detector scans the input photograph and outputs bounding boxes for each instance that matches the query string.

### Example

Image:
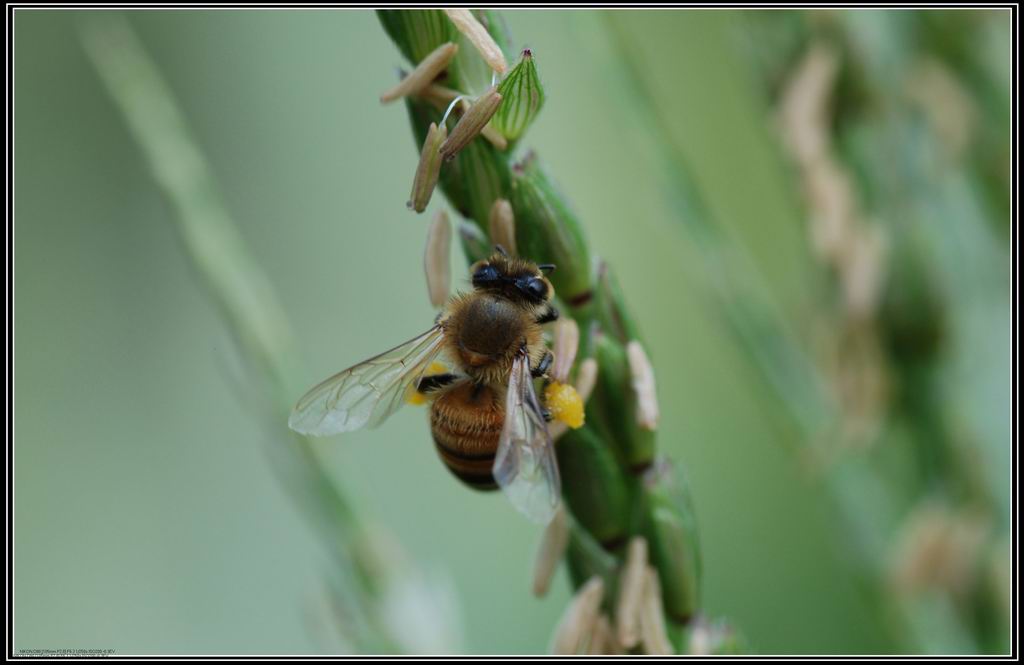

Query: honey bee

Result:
[288,250,562,524]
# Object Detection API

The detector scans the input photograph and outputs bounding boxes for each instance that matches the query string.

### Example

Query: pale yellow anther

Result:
[586,614,611,655]
[379,42,458,104]
[627,340,659,431]
[439,87,503,162]
[531,506,568,597]
[423,210,451,308]
[575,358,598,404]
[488,198,516,256]
[550,576,605,655]
[615,537,648,649]
[443,9,508,74]
[639,567,673,655]
[550,318,580,383]
[408,122,447,213]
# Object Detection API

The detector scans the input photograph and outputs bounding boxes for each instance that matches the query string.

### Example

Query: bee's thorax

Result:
[441,292,545,386]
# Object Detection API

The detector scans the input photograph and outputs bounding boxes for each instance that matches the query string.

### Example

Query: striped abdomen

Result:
[430,382,504,491]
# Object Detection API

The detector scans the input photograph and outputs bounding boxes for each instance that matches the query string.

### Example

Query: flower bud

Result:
[380,42,458,104]
[408,122,447,213]
[439,87,503,162]
[494,48,546,141]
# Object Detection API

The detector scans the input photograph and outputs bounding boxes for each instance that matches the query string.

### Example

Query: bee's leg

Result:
[416,373,457,394]
[535,305,559,325]
[531,350,553,378]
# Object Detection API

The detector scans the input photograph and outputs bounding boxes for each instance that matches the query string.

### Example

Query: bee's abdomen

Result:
[430,383,504,491]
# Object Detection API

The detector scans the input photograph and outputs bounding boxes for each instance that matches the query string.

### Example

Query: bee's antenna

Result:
[494,244,509,257]
[538,263,556,273]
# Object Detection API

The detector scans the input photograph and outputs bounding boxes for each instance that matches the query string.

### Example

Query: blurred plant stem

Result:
[607,9,1009,655]
[378,9,733,655]
[80,14,452,654]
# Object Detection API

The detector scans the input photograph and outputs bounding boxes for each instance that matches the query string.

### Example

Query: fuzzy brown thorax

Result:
[440,291,545,387]
[435,252,555,386]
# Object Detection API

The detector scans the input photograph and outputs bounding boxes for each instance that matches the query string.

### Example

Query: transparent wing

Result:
[288,326,446,436]
[494,352,562,524]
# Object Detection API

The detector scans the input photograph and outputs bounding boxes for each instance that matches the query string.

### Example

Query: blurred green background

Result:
[14,9,1010,655]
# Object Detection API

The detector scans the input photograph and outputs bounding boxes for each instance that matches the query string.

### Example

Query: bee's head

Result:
[470,250,555,306]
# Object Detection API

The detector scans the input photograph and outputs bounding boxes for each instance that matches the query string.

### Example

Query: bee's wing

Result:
[494,352,562,524]
[288,326,447,436]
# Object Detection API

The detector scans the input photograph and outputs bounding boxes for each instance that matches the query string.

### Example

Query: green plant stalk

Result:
[378,9,710,652]
[81,14,405,653]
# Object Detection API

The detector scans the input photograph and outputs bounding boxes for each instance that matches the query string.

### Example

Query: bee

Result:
[288,250,562,524]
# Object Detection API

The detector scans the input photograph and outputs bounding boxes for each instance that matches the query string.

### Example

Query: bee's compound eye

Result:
[472,264,500,286]
[525,277,548,301]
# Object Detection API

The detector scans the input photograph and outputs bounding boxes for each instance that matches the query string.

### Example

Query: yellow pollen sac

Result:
[545,382,584,429]
[406,361,451,406]
[425,361,449,375]
[406,388,428,406]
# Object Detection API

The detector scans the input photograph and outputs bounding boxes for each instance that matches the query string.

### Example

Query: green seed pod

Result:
[452,136,512,228]
[641,460,701,625]
[556,424,632,549]
[565,523,619,611]
[377,10,455,67]
[591,333,656,472]
[493,49,545,142]
[595,261,643,344]
[509,155,593,305]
